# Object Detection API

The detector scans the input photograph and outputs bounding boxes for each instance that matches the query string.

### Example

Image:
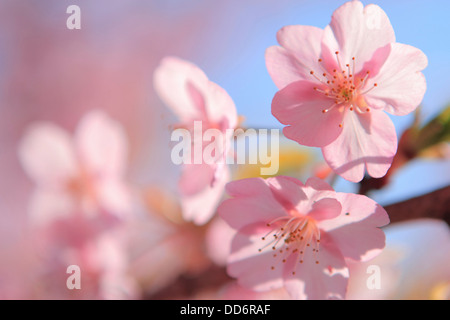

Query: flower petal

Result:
[227,223,285,292]
[322,1,395,72]
[365,43,427,116]
[305,177,334,192]
[181,165,230,225]
[266,176,307,212]
[28,189,75,227]
[322,109,398,182]
[203,80,238,129]
[154,56,237,130]
[266,25,323,89]
[75,110,128,178]
[153,56,210,122]
[178,163,216,196]
[205,217,236,267]
[307,198,342,221]
[18,123,77,187]
[283,233,349,299]
[272,80,344,147]
[97,179,132,219]
[286,177,337,217]
[318,192,390,262]
[219,177,286,230]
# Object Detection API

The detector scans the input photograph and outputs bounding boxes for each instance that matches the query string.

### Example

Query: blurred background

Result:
[0,0,448,299]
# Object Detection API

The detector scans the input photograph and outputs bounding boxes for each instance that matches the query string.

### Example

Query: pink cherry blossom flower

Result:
[154,57,238,225]
[218,176,389,299]
[18,109,132,226]
[266,0,427,182]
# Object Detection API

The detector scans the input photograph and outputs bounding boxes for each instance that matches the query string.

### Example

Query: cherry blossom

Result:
[18,109,132,226]
[154,57,237,224]
[267,0,427,182]
[18,110,137,299]
[218,176,389,299]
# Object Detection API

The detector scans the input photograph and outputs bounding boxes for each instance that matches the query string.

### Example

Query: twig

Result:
[383,185,450,225]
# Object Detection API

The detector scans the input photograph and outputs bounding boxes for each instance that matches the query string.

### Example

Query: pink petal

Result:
[178,163,216,196]
[205,217,236,267]
[290,178,340,219]
[18,123,77,187]
[365,43,427,116]
[153,56,210,122]
[97,179,132,219]
[271,175,305,188]
[266,176,307,212]
[222,283,291,300]
[272,80,344,147]
[75,110,128,179]
[266,25,323,89]
[227,223,284,292]
[181,165,230,225]
[357,43,392,80]
[307,198,342,221]
[318,192,389,262]
[265,46,306,90]
[203,80,238,129]
[322,1,395,72]
[322,109,398,182]
[154,56,237,129]
[283,233,349,299]
[28,189,75,227]
[305,177,334,192]
[218,178,286,230]
[186,80,208,120]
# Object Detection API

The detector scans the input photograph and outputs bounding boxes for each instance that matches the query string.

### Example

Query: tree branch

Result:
[383,185,450,225]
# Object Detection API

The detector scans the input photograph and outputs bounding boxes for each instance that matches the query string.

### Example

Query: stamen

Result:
[308,55,380,122]
[352,57,356,75]
[358,71,371,89]
[360,83,378,95]
[310,70,329,85]
[321,103,338,114]
[335,51,343,71]
[346,64,352,77]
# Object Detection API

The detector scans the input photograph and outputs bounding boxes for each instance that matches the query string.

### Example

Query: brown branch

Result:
[383,185,450,225]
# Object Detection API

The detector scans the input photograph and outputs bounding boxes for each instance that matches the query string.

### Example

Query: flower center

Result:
[309,52,378,128]
[259,211,321,275]
[66,166,98,205]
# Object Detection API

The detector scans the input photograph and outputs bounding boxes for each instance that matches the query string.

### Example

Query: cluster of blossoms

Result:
[18,1,428,300]
[18,111,137,299]
[154,1,425,299]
